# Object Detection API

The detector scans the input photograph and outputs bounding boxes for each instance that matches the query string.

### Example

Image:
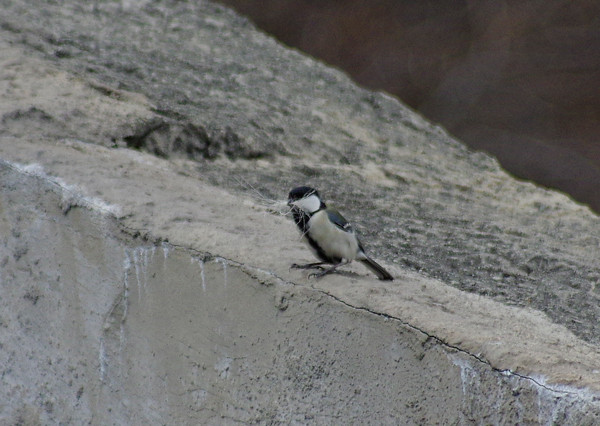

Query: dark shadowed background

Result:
[219,0,600,212]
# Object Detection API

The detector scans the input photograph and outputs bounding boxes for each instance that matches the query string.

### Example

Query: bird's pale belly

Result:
[306,211,359,261]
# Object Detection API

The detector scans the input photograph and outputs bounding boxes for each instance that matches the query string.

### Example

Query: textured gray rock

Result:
[1,0,600,423]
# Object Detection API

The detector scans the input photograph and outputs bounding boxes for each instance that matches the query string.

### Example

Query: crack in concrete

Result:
[310,286,578,397]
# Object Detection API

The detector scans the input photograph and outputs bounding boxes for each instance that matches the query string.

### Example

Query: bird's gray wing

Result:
[326,208,353,232]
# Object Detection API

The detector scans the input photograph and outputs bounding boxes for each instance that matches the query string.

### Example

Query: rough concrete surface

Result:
[1,0,600,424]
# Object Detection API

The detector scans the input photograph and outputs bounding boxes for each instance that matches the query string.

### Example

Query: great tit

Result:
[287,186,394,281]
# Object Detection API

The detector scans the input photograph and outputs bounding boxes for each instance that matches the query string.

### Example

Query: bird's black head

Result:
[288,186,319,203]
[287,186,326,216]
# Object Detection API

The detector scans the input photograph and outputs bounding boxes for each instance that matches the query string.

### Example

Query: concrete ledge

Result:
[2,157,600,424]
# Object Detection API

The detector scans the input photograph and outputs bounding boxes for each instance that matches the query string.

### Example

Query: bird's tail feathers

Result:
[359,256,394,281]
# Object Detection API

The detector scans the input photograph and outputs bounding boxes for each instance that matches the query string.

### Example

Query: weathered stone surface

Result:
[1,0,600,423]
[219,0,600,212]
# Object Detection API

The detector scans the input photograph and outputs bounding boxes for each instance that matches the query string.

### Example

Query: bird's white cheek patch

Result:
[294,194,321,214]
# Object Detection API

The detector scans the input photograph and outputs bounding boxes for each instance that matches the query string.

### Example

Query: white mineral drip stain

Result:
[199,259,206,292]
[121,251,131,354]
[122,251,131,319]
[161,241,171,260]
[450,352,600,424]
[132,248,143,302]
[148,245,156,262]
[99,337,108,382]
[131,246,155,301]
[9,160,121,216]
[119,245,159,303]
[191,257,207,292]
[532,374,600,424]
[449,354,475,396]
[215,257,228,287]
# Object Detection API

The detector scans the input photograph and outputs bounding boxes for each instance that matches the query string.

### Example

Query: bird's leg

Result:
[290,262,327,270]
[308,261,350,279]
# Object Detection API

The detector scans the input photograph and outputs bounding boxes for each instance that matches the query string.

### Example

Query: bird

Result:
[287,186,393,280]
